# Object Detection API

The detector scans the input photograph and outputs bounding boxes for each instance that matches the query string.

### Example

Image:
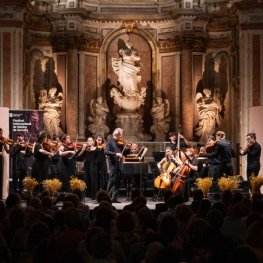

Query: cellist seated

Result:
[172,148,199,203]
[154,147,177,190]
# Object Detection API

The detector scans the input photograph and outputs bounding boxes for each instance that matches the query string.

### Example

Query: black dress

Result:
[59,145,76,192]
[95,147,108,192]
[32,143,50,192]
[10,144,32,192]
[83,149,97,198]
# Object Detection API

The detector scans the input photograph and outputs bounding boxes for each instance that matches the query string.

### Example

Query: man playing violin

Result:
[240,132,261,189]
[105,128,131,203]
[199,131,236,201]
[10,133,32,194]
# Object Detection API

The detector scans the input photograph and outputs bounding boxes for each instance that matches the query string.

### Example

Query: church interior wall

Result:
[0,1,263,178]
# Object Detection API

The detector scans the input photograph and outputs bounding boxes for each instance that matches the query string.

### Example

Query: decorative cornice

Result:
[157,37,181,53]
[0,0,33,11]
[0,21,25,28]
[30,21,53,32]
[51,34,101,53]
[192,36,207,53]
[79,38,101,53]
[230,2,263,14]
[122,20,137,32]
[237,23,263,31]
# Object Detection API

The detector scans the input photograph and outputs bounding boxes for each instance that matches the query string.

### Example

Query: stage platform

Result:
[81,196,161,211]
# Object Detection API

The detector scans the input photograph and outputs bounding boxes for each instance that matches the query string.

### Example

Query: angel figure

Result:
[194,88,222,141]
[88,96,109,138]
[150,96,171,141]
[38,87,63,137]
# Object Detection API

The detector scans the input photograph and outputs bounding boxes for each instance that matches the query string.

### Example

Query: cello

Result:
[171,126,191,194]
[154,160,176,189]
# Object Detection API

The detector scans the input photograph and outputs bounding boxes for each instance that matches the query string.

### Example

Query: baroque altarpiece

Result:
[1,0,263,176]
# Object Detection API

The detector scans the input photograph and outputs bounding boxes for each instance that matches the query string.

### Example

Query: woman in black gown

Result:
[94,134,108,192]
[59,134,77,192]
[32,131,53,192]
[78,137,96,199]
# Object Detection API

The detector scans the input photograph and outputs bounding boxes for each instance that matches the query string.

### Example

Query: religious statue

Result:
[111,40,146,111]
[88,96,109,139]
[150,96,171,141]
[194,88,222,141]
[38,87,63,137]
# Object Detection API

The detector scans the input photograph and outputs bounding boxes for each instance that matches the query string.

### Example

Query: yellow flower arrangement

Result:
[22,176,38,195]
[42,179,62,195]
[69,175,87,192]
[250,174,263,194]
[218,174,241,192]
[195,177,213,198]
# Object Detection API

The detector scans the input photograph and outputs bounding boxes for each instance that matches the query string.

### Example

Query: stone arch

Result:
[100,26,158,134]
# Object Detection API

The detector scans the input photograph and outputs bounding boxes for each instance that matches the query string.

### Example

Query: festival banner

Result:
[9,110,43,176]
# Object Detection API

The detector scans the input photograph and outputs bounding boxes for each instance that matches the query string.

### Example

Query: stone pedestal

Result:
[116,111,144,142]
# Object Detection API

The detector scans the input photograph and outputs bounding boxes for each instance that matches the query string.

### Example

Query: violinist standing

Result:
[240,132,261,189]
[78,137,96,199]
[0,128,11,198]
[59,134,77,192]
[50,135,61,179]
[32,131,54,192]
[199,135,216,178]
[200,131,236,201]
[10,133,32,194]
[94,135,108,192]
[174,148,199,202]
[105,128,130,203]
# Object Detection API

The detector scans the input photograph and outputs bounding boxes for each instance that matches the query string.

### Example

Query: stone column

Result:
[181,36,193,140]
[66,48,79,139]
[78,52,85,140]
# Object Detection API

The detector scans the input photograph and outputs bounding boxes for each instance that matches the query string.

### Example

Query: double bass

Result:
[154,160,176,189]
[171,126,191,194]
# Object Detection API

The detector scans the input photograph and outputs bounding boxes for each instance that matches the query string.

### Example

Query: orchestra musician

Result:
[104,128,131,203]
[94,134,108,192]
[240,132,261,189]
[32,131,54,192]
[59,134,77,192]
[166,131,190,151]
[154,147,177,200]
[199,135,216,178]
[199,131,236,201]
[0,128,12,198]
[78,137,97,199]
[10,133,32,194]
[50,135,62,179]
[173,148,199,202]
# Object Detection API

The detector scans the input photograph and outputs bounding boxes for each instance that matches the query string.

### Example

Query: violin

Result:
[117,139,132,147]
[200,139,220,154]
[97,143,106,149]
[19,142,34,149]
[0,137,14,145]
[67,142,83,150]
